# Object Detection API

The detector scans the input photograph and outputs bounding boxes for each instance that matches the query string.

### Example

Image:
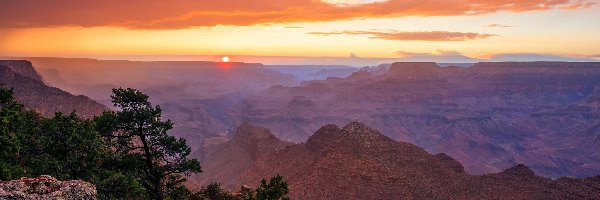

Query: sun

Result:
[221,56,230,62]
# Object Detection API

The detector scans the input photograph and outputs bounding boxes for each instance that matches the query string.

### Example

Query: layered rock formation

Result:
[0,60,106,118]
[0,175,96,199]
[0,60,44,82]
[196,122,600,199]
[229,62,600,177]
[190,123,292,189]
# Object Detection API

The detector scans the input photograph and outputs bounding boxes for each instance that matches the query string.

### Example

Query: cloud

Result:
[489,53,600,62]
[322,0,388,6]
[434,49,463,56]
[485,24,514,28]
[393,49,466,57]
[0,0,593,29]
[308,30,496,41]
[392,49,480,62]
[391,50,600,63]
[393,51,433,57]
[394,49,463,57]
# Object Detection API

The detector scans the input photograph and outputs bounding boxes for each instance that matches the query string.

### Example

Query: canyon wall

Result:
[229,62,600,177]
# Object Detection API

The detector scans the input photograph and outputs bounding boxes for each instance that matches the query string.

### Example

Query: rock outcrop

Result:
[0,60,44,82]
[230,62,600,178]
[0,175,96,200]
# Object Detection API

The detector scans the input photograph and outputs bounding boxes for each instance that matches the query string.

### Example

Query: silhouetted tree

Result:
[96,88,201,200]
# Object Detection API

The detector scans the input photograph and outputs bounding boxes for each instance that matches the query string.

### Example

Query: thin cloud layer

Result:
[309,30,496,41]
[490,53,600,62]
[394,49,467,57]
[485,24,514,28]
[393,49,480,62]
[392,50,600,62]
[0,0,593,29]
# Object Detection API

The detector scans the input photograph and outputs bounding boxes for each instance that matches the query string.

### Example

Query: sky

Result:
[1,0,599,65]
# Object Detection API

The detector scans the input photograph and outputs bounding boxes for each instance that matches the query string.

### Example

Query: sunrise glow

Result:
[0,1,598,62]
[222,56,230,62]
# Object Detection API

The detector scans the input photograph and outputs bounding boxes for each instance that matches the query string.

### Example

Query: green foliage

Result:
[35,112,107,180]
[0,87,204,200]
[163,174,203,200]
[92,170,149,200]
[0,87,40,180]
[243,175,290,200]
[198,183,241,200]
[0,87,285,200]
[96,88,202,199]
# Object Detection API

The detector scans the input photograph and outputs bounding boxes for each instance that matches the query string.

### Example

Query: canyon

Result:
[194,122,600,200]
[5,57,299,151]
[229,62,600,177]
[3,58,600,179]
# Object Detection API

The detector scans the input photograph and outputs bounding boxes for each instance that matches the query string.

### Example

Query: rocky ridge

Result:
[196,122,600,200]
[190,123,292,189]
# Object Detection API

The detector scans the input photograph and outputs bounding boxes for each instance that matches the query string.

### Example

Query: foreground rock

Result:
[0,175,96,200]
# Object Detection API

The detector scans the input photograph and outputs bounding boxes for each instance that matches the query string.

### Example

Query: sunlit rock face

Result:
[230,62,600,178]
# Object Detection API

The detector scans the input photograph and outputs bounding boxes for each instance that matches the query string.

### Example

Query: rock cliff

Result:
[0,60,106,118]
[0,60,44,82]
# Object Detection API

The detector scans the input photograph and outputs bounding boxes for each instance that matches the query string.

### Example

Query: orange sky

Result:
[1,0,599,62]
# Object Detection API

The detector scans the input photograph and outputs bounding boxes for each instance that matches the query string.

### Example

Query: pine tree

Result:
[96,88,201,199]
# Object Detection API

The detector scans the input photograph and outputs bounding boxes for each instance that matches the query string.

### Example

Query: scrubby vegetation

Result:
[0,87,288,200]
[197,175,290,200]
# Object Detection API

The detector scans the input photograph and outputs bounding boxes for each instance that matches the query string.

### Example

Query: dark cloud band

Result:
[0,0,593,29]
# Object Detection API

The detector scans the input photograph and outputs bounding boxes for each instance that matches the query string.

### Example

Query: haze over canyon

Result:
[3,58,600,178]
[2,0,600,199]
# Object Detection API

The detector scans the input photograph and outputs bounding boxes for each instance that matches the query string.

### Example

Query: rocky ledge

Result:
[0,175,96,200]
